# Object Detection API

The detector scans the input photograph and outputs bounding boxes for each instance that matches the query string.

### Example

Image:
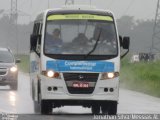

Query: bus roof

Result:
[35,5,114,21]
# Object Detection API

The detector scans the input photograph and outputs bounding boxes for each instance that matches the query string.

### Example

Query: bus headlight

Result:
[42,70,61,79]
[10,66,18,72]
[47,70,54,78]
[108,72,114,78]
[100,72,119,80]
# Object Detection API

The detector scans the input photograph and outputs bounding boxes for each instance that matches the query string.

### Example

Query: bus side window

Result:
[36,23,43,54]
[30,22,43,56]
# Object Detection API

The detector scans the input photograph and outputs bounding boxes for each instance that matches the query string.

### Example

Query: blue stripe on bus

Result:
[46,60,114,72]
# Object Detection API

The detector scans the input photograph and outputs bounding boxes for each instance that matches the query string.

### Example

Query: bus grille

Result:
[63,73,99,94]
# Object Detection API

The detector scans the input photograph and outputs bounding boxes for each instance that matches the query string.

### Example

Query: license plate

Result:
[72,82,89,88]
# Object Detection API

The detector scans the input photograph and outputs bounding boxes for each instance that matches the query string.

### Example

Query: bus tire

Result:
[108,101,117,115]
[40,100,52,115]
[101,101,117,115]
[101,105,109,115]
[91,105,100,115]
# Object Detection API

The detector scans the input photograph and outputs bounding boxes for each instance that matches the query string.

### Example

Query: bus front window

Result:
[44,14,118,59]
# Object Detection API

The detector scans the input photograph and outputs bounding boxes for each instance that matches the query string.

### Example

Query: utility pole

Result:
[10,0,18,55]
[151,0,160,53]
[10,0,18,24]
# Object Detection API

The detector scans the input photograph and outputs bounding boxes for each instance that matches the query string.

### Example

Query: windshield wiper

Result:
[85,29,102,59]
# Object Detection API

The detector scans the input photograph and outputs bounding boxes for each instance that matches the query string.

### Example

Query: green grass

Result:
[120,59,160,97]
[15,55,29,73]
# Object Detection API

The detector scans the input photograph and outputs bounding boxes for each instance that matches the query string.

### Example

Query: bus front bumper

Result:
[39,75,119,101]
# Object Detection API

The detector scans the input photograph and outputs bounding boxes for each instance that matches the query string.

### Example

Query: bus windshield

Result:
[44,14,118,59]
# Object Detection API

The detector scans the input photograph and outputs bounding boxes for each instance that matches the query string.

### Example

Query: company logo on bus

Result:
[78,75,84,80]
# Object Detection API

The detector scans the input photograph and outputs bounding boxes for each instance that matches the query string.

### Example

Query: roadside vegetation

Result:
[16,55,29,73]
[120,58,160,97]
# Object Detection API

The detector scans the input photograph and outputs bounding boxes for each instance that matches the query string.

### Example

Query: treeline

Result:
[0,15,155,54]
[117,16,154,53]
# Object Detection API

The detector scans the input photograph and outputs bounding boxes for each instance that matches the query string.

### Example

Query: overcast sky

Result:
[0,0,157,24]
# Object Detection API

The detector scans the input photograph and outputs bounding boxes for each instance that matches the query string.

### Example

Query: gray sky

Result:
[0,0,157,24]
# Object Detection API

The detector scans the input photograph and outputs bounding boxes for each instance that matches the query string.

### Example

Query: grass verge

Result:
[16,55,29,73]
[120,59,160,97]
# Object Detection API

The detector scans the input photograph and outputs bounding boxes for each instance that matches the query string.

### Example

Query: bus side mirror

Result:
[119,36,123,47]
[122,37,130,49]
[120,36,130,59]
[16,59,21,63]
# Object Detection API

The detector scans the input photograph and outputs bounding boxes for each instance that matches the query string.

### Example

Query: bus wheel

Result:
[40,100,52,115]
[101,101,117,115]
[101,105,108,115]
[108,101,117,115]
[91,105,100,115]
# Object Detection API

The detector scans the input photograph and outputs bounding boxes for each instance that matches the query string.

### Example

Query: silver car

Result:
[0,48,20,90]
